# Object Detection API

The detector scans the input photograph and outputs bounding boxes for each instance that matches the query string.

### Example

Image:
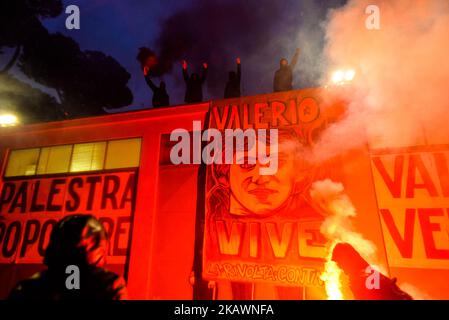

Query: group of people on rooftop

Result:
[137,48,301,108]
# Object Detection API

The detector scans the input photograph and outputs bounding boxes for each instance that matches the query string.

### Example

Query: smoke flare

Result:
[310,179,377,299]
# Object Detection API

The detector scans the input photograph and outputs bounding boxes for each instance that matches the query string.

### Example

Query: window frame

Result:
[2,137,143,179]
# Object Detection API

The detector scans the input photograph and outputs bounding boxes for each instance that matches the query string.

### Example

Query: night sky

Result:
[17,0,347,111]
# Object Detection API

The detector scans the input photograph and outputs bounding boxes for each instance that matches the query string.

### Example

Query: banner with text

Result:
[371,145,449,269]
[203,89,346,287]
[0,171,136,265]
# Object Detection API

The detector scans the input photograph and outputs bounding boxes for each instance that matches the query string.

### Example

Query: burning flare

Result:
[320,241,344,300]
[310,179,377,300]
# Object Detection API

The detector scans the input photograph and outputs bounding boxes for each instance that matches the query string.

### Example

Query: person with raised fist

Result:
[224,57,242,99]
[182,59,208,103]
[273,48,300,92]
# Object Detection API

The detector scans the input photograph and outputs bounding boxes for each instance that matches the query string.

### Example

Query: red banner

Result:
[0,171,136,264]
[203,90,345,287]
[371,145,449,269]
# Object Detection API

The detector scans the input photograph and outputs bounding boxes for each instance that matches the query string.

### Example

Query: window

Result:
[37,145,73,174]
[3,138,141,177]
[105,138,141,169]
[5,148,40,177]
[70,142,106,172]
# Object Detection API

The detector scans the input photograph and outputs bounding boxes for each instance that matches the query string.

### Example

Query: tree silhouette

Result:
[0,73,63,122]
[0,0,133,122]
[0,0,62,74]
[19,31,133,116]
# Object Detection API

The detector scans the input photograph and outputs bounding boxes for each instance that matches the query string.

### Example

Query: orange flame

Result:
[320,242,344,300]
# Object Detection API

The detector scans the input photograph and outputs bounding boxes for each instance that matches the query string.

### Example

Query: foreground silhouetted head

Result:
[160,81,166,90]
[332,243,369,275]
[44,214,108,269]
[331,242,413,300]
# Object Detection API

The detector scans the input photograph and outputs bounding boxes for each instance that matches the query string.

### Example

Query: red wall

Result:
[2,90,449,300]
[0,103,208,299]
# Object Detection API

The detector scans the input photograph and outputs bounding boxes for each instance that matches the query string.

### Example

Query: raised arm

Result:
[182,60,189,83]
[201,62,208,83]
[290,48,300,68]
[236,57,241,82]
[143,67,157,91]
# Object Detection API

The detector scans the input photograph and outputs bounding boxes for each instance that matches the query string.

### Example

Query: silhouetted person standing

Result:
[224,58,242,99]
[273,48,300,92]
[137,47,170,108]
[182,60,208,103]
[143,66,170,107]
[9,214,128,300]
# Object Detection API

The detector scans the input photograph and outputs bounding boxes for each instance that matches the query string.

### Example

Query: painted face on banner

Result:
[229,135,307,216]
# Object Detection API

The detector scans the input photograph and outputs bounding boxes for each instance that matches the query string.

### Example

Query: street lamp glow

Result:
[0,114,19,127]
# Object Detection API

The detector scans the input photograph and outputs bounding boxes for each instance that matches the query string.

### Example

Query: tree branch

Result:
[56,88,69,118]
[0,45,21,74]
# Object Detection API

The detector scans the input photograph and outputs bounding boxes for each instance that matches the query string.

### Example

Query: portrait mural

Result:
[202,90,346,289]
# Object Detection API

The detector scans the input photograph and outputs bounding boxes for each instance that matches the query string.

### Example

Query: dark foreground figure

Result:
[9,214,128,300]
[332,243,413,300]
